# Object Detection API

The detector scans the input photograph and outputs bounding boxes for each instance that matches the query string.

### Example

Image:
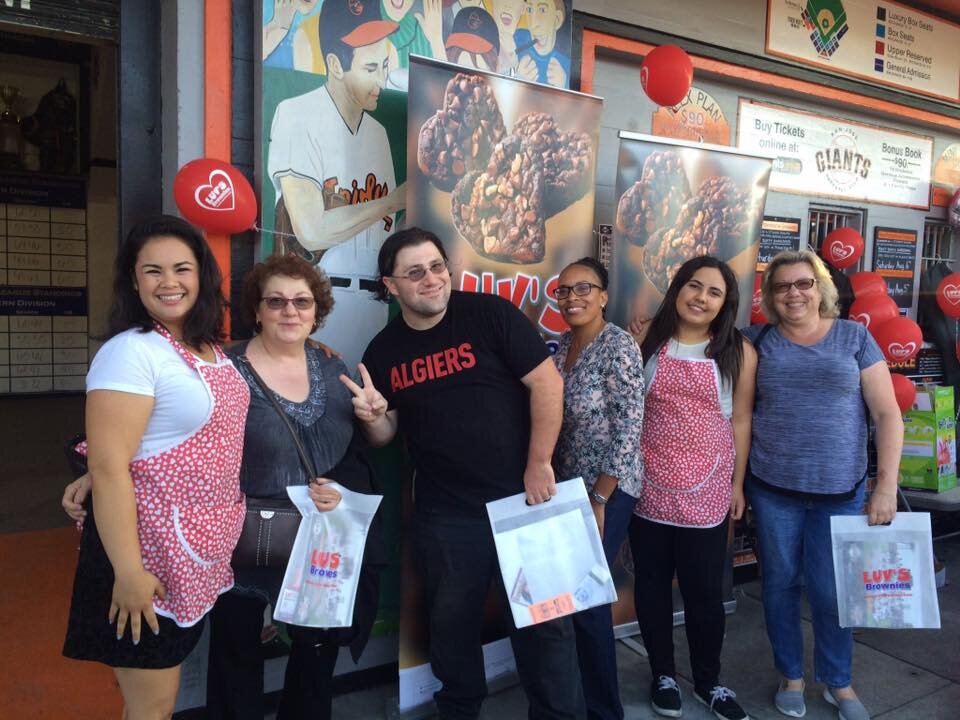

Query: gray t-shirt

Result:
[743,320,885,494]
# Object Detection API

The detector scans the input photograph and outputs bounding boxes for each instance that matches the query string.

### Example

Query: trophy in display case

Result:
[0,84,23,170]
[21,78,78,174]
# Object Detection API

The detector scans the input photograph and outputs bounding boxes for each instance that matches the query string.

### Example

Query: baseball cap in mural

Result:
[446,6,499,55]
[322,0,399,48]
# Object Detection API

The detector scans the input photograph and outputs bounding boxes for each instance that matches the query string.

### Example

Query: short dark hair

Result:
[319,15,355,73]
[375,226,448,302]
[562,256,608,290]
[107,215,226,345]
[240,254,335,333]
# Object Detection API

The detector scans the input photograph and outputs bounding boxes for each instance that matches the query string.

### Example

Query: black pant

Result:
[205,590,340,720]
[414,513,581,720]
[629,515,728,692]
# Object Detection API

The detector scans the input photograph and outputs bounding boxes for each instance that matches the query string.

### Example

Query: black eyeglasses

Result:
[389,259,448,282]
[260,296,316,310]
[772,278,817,294]
[553,282,603,300]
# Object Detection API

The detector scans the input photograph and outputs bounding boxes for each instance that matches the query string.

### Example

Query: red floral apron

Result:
[636,342,733,527]
[84,325,250,626]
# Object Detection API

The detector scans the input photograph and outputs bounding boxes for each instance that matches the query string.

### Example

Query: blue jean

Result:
[747,476,866,688]
[572,488,635,720]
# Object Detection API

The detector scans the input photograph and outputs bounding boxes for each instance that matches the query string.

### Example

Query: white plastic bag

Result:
[830,512,941,629]
[274,483,382,628]
[486,478,617,628]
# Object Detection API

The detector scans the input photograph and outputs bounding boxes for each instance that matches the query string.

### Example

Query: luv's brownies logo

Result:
[802,0,849,58]
[887,341,917,360]
[829,239,855,262]
[194,169,235,212]
[942,284,960,306]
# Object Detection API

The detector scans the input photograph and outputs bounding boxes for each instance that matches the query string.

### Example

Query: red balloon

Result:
[949,188,960,230]
[822,227,864,269]
[848,294,899,336]
[640,45,694,107]
[935,272,960,319]
[890,373,917,413]
[848,271,888,299]
[873,316,923,363]
[750,274,767,325]
[173,158,257,234]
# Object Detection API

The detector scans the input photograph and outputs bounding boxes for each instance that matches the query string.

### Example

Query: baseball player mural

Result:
[267,0,407,367]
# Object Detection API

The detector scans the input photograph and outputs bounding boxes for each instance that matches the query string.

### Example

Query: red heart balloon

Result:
[849,294,899,336]
[173,158,258,234]
[848,271,888,299]
[640,45,694,108]
[935,272,960,319]
[822,227,864,270]
[751,274,767,325]
[890,372,917,413]
[873,316,922,363]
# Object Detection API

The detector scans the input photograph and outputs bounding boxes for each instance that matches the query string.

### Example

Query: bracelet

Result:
[589,490,608,505]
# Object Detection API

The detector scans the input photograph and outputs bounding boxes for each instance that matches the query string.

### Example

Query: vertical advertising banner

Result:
[406,55,602,347]
[397,55,600,711]
[608,134,773,330]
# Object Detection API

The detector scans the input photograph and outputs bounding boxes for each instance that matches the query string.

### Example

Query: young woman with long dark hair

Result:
[631,256,757,720]
[62,216,249,719]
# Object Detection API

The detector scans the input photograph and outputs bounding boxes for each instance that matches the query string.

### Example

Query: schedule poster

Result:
[872,226,918,309]
[0,174,88,395]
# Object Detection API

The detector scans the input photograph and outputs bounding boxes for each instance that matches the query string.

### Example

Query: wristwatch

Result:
[589,490,608,505]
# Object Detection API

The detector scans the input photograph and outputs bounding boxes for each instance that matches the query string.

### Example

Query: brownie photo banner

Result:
[608,133,773,329]
[406,55,603,351]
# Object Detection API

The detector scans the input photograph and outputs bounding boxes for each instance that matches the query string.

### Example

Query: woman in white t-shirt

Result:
[630,256,757,720]
[61,216,249,718]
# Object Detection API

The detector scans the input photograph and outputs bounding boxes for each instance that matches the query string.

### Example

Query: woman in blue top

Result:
[744,250,902,720]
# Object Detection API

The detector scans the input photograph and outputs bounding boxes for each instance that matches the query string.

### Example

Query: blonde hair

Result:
[760,249,840,323]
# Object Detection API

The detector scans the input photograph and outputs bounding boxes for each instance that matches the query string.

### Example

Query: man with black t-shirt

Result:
[340,227,578,719]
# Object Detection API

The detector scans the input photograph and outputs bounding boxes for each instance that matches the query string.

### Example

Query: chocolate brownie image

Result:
[451,134,546,264]
[417,73,507,192]
[615,150,690,246]
[642,175,752,292]
[512,112,593,217]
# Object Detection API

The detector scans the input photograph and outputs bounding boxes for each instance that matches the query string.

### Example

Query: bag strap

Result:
[752,323,773,357]
[239,355,318,480]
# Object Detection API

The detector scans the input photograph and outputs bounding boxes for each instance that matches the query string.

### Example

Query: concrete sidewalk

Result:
[328,535,959,719]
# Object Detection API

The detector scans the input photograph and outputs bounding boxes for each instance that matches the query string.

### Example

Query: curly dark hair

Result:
[561,256,609,289]
[107,215,226,346]
[240,254,334,334]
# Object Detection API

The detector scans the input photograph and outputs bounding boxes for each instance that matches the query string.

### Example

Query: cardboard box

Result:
[899,385,958,492]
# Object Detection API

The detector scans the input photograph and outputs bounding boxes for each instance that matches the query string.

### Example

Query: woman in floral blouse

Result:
[552,257,645,720]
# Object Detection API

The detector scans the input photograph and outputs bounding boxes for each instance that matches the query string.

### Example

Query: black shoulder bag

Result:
[232,356,318,569]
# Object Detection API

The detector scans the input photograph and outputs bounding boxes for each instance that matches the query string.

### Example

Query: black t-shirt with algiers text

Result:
[362,291,550,517]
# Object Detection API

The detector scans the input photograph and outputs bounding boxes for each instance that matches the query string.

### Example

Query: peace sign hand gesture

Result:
[339,363,388,424]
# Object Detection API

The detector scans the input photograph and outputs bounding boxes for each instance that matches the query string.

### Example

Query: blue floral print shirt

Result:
[552,323,645,497]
